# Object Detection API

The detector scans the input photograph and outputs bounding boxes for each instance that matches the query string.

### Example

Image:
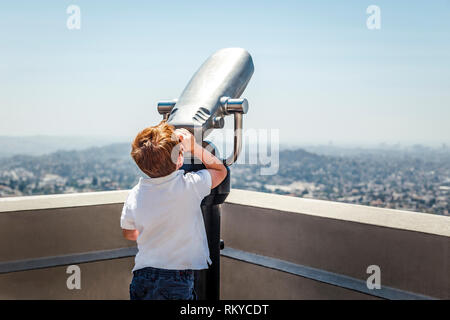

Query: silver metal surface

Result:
[157,100,177,120]
[220,97,247,165]
[156,48,253,165]
[220,97,249,115]
[225,112,243,166]
[166,47,253,135]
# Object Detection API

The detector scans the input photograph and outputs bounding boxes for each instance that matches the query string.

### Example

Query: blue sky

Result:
[0,0,449,146]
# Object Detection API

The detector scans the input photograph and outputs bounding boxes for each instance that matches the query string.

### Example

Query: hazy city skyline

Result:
[1,1,449,146]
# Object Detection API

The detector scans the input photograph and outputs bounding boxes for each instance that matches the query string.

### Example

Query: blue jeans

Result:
[129,266,196,300]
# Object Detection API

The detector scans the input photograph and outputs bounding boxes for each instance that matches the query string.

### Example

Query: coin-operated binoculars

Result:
[156,48,254,300]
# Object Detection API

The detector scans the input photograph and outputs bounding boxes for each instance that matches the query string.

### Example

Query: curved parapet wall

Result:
[0,189,448,299]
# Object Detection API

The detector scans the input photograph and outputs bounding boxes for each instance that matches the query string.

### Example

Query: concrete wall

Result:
[220,257,377,300]
[0,189,448,299]
[0,191,135,299]
[0,258,134,300]
[221,194,449,299]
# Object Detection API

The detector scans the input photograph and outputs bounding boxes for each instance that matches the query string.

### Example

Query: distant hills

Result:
[0,136,129,158]
[1,135,447,158]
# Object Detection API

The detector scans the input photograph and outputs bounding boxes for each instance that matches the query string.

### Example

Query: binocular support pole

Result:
[180,159,230,301]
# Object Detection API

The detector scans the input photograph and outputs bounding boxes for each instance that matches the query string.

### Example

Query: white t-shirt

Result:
[120,169,212,272]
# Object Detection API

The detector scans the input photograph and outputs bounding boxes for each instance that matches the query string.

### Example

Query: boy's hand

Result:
[174,128,227,189]
[174,128,197,153]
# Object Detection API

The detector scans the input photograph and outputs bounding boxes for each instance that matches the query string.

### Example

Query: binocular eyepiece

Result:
[156,48,254,165]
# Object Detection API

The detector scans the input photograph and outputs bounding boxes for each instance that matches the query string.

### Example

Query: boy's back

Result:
[121,169,212,272]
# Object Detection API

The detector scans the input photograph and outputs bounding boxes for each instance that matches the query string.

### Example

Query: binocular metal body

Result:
[157,47,254,165]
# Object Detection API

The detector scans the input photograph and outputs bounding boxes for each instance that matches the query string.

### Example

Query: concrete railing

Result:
[221,190,449,299]
[0,189,448,299]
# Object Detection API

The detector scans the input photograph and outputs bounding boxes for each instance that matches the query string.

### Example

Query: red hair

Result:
[131,121,180,178]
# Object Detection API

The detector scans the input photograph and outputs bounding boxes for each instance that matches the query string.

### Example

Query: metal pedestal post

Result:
[194,204,221,300]
[182,158,230,301]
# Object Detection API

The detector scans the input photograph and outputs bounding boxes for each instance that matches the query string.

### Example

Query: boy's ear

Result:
[176,152,184,170]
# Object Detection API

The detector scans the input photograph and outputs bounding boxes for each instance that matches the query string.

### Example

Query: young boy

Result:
[120,120,227,300]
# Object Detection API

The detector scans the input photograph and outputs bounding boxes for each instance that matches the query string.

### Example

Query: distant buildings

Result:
[0,145,449,216]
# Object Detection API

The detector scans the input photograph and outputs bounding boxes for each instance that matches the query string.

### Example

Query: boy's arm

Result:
[122,229,139,241]
[175,128,227,189]
[191,143,227,189]
[120,195,139,241]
